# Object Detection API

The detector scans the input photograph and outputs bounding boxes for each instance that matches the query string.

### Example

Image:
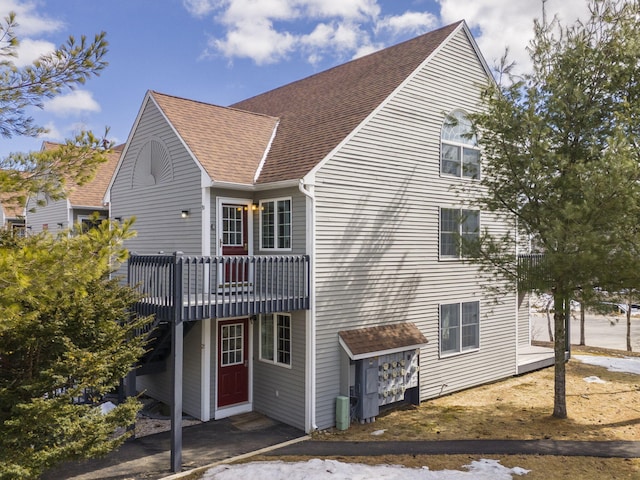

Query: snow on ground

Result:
[575,355,640,375]
[202,459,529,480]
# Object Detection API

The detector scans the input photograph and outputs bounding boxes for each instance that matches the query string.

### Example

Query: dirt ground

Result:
[248,346,640,479]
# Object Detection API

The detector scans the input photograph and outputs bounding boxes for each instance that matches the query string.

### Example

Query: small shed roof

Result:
[339,322,428,360]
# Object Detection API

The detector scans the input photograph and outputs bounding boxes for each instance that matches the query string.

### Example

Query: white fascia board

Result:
[105,90,153,199]
[211,178,300,192]
[302,21,478,185]
[253,121,280,184]
[147,93,213,186]
[338,336,428,361]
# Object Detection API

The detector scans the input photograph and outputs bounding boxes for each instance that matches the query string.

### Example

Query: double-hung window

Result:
[440,301,480,356]
[440,208,479,258]
[260,198,291,250]
[441,110,480,179]
[259,313,292,367]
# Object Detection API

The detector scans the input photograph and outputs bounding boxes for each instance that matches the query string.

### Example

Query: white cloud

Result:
[376,11,438,37]
[12,37,55,67]
[437,0,591,74]
[37,121,62,140]
[0,0,63,35]
[190,0,431,65]
[43,90,101,117]
[182,0,220,17]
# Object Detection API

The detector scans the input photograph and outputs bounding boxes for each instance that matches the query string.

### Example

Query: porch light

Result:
[181,210,190,219]
[251,203,259,211]
[57,222,64,228]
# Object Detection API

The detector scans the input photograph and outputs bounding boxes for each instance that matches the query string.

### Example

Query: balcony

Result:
[128,253,310,322]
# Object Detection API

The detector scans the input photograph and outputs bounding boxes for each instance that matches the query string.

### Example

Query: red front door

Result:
[217,318,249,407]
[221,204,248,283]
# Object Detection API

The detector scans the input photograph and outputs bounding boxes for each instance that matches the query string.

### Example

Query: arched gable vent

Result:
[131,138,173,187]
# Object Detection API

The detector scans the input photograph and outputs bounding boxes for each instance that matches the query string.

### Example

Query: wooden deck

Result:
[517,345,555,374]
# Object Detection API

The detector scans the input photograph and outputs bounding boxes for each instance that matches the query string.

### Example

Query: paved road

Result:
[530,312,640,351]
[267,439,640,459]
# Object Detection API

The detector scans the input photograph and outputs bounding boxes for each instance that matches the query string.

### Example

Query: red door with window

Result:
[217,318,249,407]
[221,204,248,284]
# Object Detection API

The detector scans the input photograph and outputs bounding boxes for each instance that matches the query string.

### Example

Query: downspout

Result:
[298,178,317,432]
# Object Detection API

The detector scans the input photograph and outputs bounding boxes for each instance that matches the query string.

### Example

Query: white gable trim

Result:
[253,120,280,184]
[302,22,489,184]
[104,91,214,206]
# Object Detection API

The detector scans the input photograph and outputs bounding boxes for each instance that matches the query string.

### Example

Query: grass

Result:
[240,346,640,479]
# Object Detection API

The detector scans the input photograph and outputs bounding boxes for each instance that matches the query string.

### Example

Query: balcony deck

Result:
[128,253,310,322]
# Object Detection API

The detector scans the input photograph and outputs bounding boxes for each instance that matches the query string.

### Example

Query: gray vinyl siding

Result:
[312,29,517,429]
[209,186,306,256]
[25,195,69,234]
[136,322,203,419]
[110,100,203,259]
[252,311,307,430]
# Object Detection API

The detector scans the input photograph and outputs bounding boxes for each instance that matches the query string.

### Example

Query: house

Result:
[107,21,552,438]
[25,142,123,233]
[0,189,25,236]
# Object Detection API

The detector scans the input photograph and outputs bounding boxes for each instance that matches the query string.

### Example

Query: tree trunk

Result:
[546,297,554,342]
[553,295,567,419]
[579,301,585,346]
[627,302,632,352]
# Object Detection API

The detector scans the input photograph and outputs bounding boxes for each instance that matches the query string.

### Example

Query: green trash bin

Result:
[336,395,349,430]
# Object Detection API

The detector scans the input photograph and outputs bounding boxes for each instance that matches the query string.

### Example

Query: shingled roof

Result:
[150,93,279,184]
[41,141,123,208]
[232,21,463,184]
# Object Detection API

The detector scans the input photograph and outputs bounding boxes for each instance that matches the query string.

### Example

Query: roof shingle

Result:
[232,22,462,183]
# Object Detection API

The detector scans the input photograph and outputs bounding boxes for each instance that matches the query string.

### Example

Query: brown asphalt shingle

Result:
[339,322,428,359]
[232,22,462,184]
[151,92,279,184]
[40,142,123,208]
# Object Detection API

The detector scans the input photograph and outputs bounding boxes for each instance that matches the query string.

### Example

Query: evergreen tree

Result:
[468,0,640,418]
[0,12,150,479]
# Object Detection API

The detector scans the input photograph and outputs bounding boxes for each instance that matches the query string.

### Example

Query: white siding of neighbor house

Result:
[25,194,69,234]
[252,311,307,431]
[136,322,203,419]
[518,292,531,347]
[110,99,203,259]
[311,28,517,429]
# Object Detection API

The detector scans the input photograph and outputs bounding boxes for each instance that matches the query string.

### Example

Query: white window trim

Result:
[259,196,292,251]
[439,207,480,260]
[259,313,293,369]
[438,300,480,358]
[440,110,480,180]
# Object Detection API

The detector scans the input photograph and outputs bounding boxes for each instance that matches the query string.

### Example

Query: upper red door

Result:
[221,204,248,283]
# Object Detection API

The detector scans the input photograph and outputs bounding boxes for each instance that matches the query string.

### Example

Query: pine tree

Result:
[469,0,640,418]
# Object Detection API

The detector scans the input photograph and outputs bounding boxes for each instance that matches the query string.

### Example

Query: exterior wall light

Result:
[181,210,190,218]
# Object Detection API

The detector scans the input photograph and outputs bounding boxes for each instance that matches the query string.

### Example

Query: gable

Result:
[151,92,279,185]
[231,22,467,184]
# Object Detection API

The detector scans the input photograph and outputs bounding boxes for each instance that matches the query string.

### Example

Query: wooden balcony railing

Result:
[128,253,310,322]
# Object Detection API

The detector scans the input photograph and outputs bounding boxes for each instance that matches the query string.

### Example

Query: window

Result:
[440,208,479,258]
[260,313,292,367]
[440,301,480,355]
[441,110,480,179]
[260,198,291,250]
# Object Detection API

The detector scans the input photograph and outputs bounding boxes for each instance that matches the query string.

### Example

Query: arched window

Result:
[441,110,480,179]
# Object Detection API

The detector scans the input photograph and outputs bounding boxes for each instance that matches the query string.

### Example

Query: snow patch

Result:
[202,458,530,479]
[574,355,640,375]
[583,376,606,384]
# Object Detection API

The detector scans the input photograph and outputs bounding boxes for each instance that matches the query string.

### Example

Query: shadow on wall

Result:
[319,171,421,324]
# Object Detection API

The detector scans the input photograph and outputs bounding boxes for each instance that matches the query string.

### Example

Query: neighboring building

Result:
[25,142,123,234]
[0,189,25,236]
[107,21,551,434]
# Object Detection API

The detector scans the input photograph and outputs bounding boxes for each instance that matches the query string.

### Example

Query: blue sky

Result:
[0,0,590,158]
